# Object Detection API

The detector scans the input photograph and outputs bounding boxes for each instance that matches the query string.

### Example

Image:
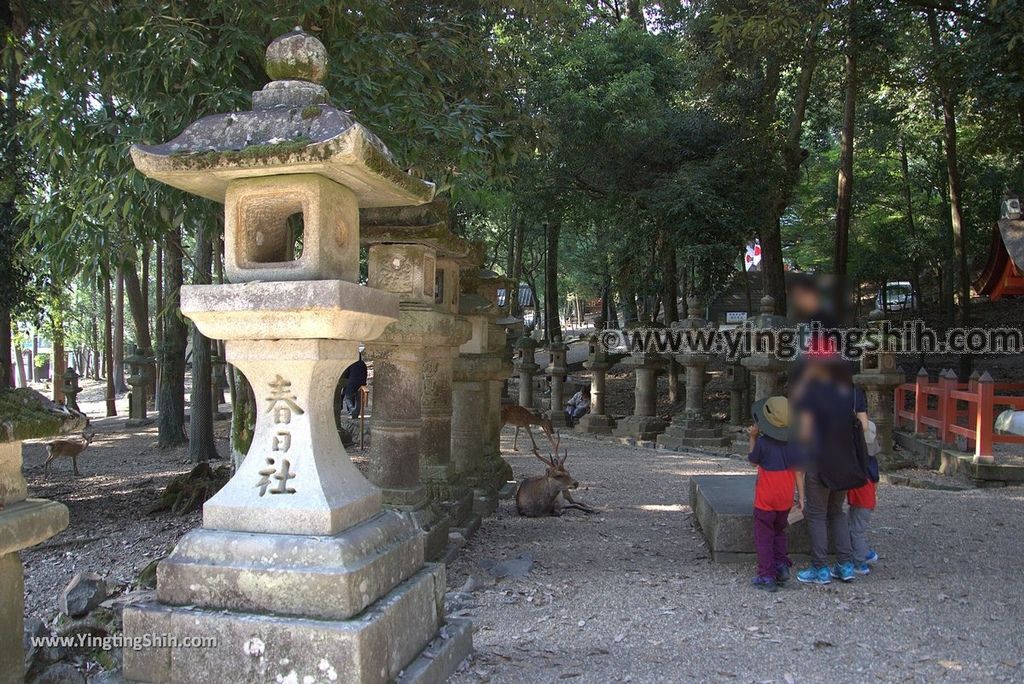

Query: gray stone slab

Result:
[396,618,473,684]
[689,474,809,563]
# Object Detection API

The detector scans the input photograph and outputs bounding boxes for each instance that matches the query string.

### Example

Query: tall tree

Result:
[833,0,859,295]
[189,220,218,462]
[158,226,186,448]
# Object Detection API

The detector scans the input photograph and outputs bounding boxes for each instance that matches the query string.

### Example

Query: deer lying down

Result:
[501,404,557,451]
[515,433,597,517]
[44,432,95,477]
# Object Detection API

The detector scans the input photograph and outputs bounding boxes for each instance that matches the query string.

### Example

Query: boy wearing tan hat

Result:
[748,396,806,593]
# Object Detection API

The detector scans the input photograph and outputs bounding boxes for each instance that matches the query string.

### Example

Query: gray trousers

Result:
[848,506,872,564]
[805,472,852,567]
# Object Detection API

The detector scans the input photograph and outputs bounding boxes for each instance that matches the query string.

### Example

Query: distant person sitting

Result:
[341,353,368,419]
[565,388,591,426]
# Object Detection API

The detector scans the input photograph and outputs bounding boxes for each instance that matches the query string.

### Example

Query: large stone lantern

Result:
[123,29,470,683]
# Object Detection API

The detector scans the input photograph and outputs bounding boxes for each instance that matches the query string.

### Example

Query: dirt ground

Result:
[15,353,1024,683]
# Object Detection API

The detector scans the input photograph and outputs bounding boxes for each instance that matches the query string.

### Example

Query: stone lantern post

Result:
[0,389,80,684]
[658,298,731,449]
[546,336,569,428]
[469,270,517,492]
[726,359,750,426]
[61,366,82,413]
[360,202,475,553]
[854,309,909,470]
[124,345,154,426]
[613,351,667,441]
[741,295,791,402]
[577,332,615,435]
[515,336,540,409]
[122,29,470,683]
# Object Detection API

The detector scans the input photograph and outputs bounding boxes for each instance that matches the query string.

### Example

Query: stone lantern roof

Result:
[130,28,434,207]
[360,200,475,261]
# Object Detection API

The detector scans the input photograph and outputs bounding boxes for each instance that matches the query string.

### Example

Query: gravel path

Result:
[447,430,1024,683]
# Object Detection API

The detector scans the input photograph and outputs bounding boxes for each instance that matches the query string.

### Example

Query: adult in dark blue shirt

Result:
[793,358,869,585]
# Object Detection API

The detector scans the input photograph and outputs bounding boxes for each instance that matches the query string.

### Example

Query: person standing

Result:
[794,353,870,585]
[341,352,368,419]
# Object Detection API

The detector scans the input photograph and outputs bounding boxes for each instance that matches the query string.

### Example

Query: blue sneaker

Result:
[797,566,831,585]
[853,562,871,575]
[752,576,778,593]
[830,562,856,582]
[775,565,791,583]
[865,549,879,565]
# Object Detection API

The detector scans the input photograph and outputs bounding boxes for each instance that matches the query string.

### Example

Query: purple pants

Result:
[753,507,791,579]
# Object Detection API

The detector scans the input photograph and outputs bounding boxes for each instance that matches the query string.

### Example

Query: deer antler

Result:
[527,429,555,467]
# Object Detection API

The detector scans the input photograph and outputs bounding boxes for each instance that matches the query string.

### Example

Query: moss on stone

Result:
[301,105,322,120]
[0,388,86,442]
[166,136,314,170]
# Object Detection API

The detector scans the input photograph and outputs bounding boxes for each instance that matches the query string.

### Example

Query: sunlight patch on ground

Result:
[633,503,687,512]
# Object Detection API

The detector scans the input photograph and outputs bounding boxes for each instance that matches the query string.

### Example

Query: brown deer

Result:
[515,433,596,517]
[44,432,95,477]
[501,404,557,451]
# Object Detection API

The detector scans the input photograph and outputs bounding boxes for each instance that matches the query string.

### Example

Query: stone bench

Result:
[688,474,810,563]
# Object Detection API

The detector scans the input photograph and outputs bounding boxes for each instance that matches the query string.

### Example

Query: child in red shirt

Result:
[847,453,880,573]
[748,396,805,593]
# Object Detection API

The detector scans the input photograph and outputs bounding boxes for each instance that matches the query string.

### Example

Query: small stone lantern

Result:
[124,345,154,426]
[61,366,82,413]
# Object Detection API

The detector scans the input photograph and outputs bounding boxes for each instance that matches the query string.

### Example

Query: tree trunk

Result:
[103,274,116,416]
[0,309,10,388]
[155,240,163,409]
[113,268,128,393]
[52,334,65,403]
[510,219,524,317]
[928,9,970,374]
[661,237,678,324]
[762,33,820,316]
[899,139,923,310]
[833,0,858,298]
[544,220,562,341]
[189,221,218,462]
[123,259,153,353]
[158,226,187,447]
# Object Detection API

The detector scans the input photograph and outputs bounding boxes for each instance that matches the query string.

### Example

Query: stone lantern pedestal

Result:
[613,351,667,441]
[0,389,81,684]
[658,300,731,449]
[121,30,470,684]
[125,345,155,427]
[361,203,476,555]
[741,296,790,403]
[854,310,910,471]
[455,270,516,514]
[61,367,83,413]
[514,337,540,410]
[577,333,615,435]
[546,337,569,428]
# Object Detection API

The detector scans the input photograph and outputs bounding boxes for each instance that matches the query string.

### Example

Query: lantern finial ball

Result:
[265,28,328,84]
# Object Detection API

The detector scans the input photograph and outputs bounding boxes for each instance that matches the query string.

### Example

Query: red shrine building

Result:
[975,193,1024,301]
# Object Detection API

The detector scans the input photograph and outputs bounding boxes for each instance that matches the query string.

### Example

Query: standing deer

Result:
[515,433,596,517]
[44,432,95,477]
[501,405,557,451]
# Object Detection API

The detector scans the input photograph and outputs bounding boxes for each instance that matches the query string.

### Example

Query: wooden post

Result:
[938,369,957,444]
[967,370,980,450]
[913,367,929,435]
[974,372,995,464]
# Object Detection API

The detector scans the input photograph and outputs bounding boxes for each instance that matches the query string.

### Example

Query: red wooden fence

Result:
[894,370,1024,463]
